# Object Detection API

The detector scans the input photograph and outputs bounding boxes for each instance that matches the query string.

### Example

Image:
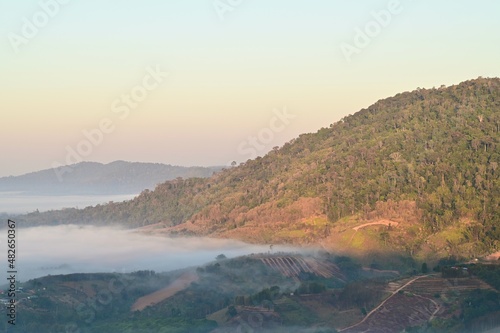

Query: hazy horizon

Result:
[0,192,137,215]
[0,160,224,178]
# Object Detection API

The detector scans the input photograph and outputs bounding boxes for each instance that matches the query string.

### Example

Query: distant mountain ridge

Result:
[0,161,222,195]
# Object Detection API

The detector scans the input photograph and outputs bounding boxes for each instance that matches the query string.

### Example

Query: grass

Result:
[275,296,317,326]
[350,232,366,249]
[329,309,364,329]
[279,229,307,239]
[206,307,230,325]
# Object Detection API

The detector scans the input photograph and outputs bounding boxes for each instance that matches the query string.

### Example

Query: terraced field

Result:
[341,292,438,333]
[405,276,493,297]
[258,255,345,281]
[339,275,494,333]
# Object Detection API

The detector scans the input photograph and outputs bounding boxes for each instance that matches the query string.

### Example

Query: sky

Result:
[1,0,499,177]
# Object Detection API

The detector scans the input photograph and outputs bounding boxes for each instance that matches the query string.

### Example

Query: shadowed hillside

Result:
[4,255,500,333]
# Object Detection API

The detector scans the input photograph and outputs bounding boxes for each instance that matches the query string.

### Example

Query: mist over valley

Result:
[0,225,295,282]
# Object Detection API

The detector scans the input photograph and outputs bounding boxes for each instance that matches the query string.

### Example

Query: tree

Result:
[227,305,237,317]
[379,231,390,246]
[421,262,428,274]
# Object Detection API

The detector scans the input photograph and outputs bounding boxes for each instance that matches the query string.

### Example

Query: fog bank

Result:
[0,225,294,281]
[0,192,137,214]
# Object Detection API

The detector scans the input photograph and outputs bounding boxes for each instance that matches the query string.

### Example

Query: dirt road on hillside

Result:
[353,220,399,231]
[131,271,198,312]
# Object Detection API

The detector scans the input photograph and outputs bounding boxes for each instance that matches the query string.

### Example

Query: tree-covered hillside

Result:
[19,78,500,259]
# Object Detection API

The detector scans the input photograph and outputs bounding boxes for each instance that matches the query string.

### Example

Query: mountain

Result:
[18,78,500,260]
[0,161,222,195]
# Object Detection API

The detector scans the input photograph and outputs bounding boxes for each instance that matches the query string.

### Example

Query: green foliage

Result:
[8,255,500,333]
[461,289,499,323]
[274,297,317,327]
[296,282,326,295]
[227,305,237,317]
[338,281,384,309]
[216,254,227,260]
[334,256,362,280]
[468,264,500,290]
[88,317,218,333]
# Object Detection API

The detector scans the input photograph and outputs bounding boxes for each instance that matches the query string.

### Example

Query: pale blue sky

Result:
[1,0,499,176]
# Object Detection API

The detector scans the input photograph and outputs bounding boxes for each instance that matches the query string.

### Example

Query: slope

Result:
[18,78,500,259]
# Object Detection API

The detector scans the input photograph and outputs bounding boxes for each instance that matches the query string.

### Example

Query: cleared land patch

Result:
[258,255,345,281]
[131,271,198,312]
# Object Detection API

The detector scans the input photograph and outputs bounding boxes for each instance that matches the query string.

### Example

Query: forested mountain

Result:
[19,78,500,260]
[0,161,221,195]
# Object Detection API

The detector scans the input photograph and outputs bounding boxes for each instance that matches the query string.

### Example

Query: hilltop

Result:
[18,78,500,260]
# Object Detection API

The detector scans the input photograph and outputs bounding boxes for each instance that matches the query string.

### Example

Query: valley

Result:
[3,253,499,333]
[7,77,500,332]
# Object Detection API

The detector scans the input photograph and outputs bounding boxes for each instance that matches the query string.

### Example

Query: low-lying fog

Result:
[0,225,295,282]
[0,192,137,214]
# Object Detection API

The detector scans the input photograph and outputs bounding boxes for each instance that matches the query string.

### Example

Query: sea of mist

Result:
[0,225,296,282]
[0,192,137,215]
